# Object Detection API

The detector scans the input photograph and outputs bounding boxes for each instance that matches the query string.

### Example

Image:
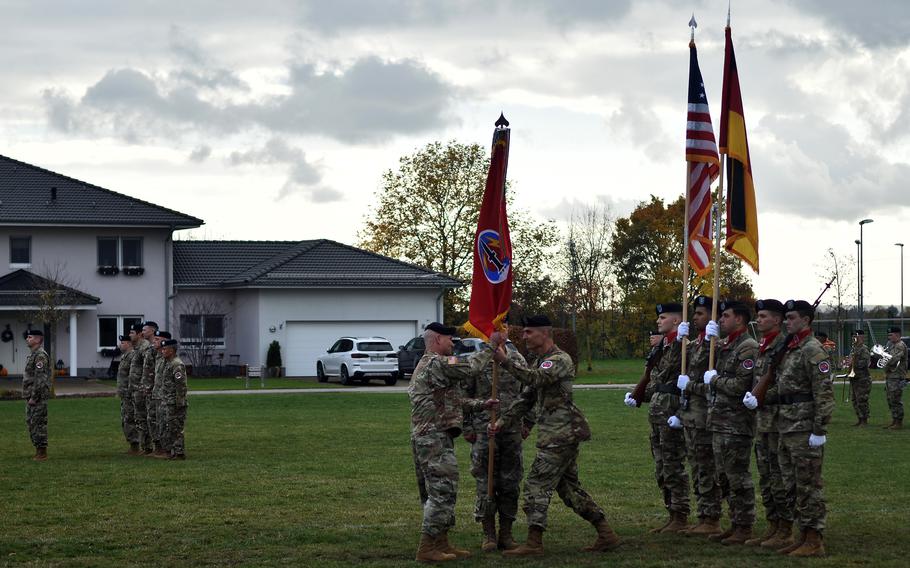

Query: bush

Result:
[266,341,282,369]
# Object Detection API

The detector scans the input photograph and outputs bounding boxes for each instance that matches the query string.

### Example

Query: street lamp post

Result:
[859,219,874,333]
[897,242,905,334]
[855,239,861,330]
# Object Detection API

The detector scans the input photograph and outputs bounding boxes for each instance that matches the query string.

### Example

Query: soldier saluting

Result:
[23,329,51,461]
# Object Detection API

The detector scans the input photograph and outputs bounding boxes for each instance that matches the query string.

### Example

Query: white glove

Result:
[704,369,717,385]
[705,320,720,338]
[743,392,758,410]
[667,416,683,429]
[677,374,690,391]
[808,434,827,448]
[677,322,689,339]
[624,392,638,408]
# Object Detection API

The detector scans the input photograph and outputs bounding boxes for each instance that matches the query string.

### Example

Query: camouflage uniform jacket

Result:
[462,344,527,436]
[686,328,757,436]
[141,345,158,390]
[129,339,150,389]
[645,331,683,425]
[884,340,908,379]
[117,349,135,393]
[680,332,710,429]
[776,330,835,436]
[850,343,871,379]
[152,351,168,399]
[23,347,51,403]
[500,345,591,449]
[162,356,188,407]
[754,330,786,433]
[408,345,494,438]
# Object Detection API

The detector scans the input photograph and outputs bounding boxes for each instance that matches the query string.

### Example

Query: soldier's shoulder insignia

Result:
[447,356,459,365]
[742,359,754,370]
[36,361,44,369]
[818,361,831,373]
[540,360,554,369]
[175,371,183,379]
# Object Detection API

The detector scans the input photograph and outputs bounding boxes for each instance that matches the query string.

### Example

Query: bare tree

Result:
[171,295,231,376]
[818,248,856,363]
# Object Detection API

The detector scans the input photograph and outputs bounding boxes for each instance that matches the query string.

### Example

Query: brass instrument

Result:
[872,344,893,369]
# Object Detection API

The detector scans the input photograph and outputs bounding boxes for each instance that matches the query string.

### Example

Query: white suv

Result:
[316,337,399,386]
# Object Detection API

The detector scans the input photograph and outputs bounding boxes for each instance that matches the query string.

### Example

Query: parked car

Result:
[317,337,399,386]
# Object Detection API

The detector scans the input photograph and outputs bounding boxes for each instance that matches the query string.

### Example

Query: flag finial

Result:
[726,0,731,27]
[689,14,697,45]
[495,112,510,128]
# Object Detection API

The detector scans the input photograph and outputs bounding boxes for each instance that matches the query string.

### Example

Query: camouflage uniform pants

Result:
[164,403,187,456]
[650,423,690,515]
[148,395,161,448]
[157,399,169,446]
[885,378,905,421]
[26,401,48,448]
[469,431,523,521]
[778,431,826,532]
[683,425,721,519]
[754,431,790,522]
[411,431,459,537]
[850,377,871,421]
[118,389,138,444]
[131,386,152,451]
[523,443,605,530]
[712,432,755,527]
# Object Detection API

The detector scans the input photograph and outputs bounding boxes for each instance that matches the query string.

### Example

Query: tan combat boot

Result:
[680,516,703,535]
[777,529,806,555]
[583,518,621,552]
[649,514,674,534]
[761,520,793,549]
[788,528,826,557]
[128,443,141,455]
[687,517,722,537]
[660,511,689,533]
[503,526,544,557]
[415,533,455,563]
[437,531,471,559]
[889,420,903,430]
[721,524,752,545]
[480,516,497,552]
[707,525,734,542]
[745,520,778,546]
[497,517,517,550]
[33,447,48,461]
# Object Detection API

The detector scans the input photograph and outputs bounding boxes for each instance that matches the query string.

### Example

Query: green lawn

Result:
[98,377,347,391]
[1,388,905,567]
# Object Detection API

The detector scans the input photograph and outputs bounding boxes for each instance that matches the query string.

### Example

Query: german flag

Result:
[718,25,759,273]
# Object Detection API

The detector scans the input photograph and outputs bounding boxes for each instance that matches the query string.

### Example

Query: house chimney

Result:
[51,187,57,201]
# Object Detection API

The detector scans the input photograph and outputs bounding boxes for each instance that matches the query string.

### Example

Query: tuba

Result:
[872,344,893,369]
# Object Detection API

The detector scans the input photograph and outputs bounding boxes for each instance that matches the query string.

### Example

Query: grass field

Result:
[99,377,347,391]
[1,388,906,567]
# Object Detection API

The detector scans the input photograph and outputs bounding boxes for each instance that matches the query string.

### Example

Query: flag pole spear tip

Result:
[726,0,731,27]
[495,112,510,128]
[689,14,697,46]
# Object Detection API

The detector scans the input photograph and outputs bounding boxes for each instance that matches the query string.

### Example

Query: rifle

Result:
[753,276,836,406]
[630,340,664,407]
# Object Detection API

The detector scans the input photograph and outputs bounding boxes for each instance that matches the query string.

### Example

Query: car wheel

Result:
[316,363,327,383]
[385,374,398,386]
[340,365,353,386]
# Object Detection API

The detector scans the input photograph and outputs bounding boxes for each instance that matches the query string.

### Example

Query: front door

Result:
[0,319,24,375]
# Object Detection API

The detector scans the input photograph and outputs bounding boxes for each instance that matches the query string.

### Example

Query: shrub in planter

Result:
[266,340,282,377]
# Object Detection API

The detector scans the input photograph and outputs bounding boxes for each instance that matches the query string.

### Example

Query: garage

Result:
[284,320,419,377]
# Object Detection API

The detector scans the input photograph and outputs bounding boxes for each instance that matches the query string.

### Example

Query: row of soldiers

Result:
[843,327,908,428]
[116,321,189,460]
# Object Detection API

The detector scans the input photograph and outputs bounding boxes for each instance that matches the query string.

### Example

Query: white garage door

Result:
[285,320,419,377]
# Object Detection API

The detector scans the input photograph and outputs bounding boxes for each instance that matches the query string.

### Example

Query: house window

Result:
[179,314,225,347]
[122,238,143,267]
[10,236,31,266]
[98,238,118,267]
[98,315,143,350]
[97,237,144,275]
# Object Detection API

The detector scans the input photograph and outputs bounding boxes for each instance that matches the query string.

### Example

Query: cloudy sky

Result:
[2,0,908,309]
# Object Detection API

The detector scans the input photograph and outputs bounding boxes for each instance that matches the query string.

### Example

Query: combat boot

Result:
[745,520,778,546]
[503,526,544,557]
[33,447,47,461]
[128,443,141,455]
[761,520,794,549]
[721,524,752,545]
[480,516,497,552]
[153,447,169,458]
[687,517,722,537]
[680,516,703,535]
[583,518,621,552]
[707,525,734,542]
[788,528,825,557]
[497,517,517,550]
[649,514,674,534]
[437,531,471,559]
[777,529,806,555]
[889,419,903,430]
[415,533,455,563]
[883,420,895,429]
[660,511,689,533]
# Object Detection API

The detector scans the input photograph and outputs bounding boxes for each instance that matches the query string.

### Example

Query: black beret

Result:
[656,303,683,315]
[523,314,553,327]
[649,330,663,336]
[142,321,159,329]
[425,322,457,336]
[693,295,714,308]
[130,323,143,332]
[25,329,43,337]
[853,329,865,336]
[755,299,786,314]
[154,330,172,339]
[888,326,902,334]
[785,300,814,313]
[118,334,130,342]
[160,339,179,348]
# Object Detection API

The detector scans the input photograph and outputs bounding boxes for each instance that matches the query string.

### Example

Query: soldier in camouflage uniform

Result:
[140,321,161,453]
[116,334,140,454]
[159,338,188,460]
[883,326,907,430]
[681,301,757,545]
[130,322,154,454]
[409,322,498,563]
[640,303,690,534]
[462,334,528,552]
[770,300,835,557]
[848,330,872,426]
[491,315,619,557]
[23,329,51,461]
[149,330,172,457]
[675,296,722,536]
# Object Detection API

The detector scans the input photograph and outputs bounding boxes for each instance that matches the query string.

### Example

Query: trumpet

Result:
[872,344,893,369]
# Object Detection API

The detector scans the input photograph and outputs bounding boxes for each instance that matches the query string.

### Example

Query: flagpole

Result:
[682,161,691,375]
[709,155,724,369]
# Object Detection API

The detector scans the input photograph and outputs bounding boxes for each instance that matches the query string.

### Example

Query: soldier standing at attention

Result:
[130,322,153,454]
[23,329,50,461]
[883,326,907,430]
[116,334,140,455]
[681,301,757,545]
[150,330,172,457]
[675,296,722,536]
[409,322,498,563]
[773,300,834,557]
[140,321,160,453]
[462,324,528,552]
[490,315,620,557]
[848,330,872,426]
[159,338,188,460]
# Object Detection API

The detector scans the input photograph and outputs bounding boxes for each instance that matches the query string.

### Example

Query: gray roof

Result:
[0,269,101,307]
[0,154,203,229]
[174,240,463,289]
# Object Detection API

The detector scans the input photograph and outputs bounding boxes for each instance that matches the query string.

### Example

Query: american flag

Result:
[685,40,719,276]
